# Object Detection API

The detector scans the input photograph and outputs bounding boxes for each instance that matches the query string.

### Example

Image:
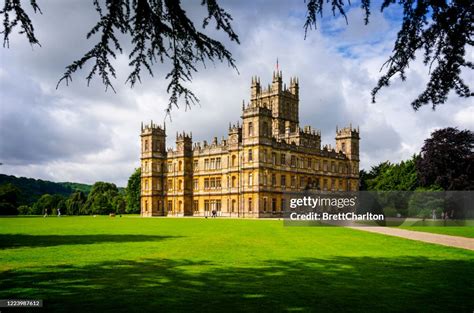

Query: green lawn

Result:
[0,216,473,313]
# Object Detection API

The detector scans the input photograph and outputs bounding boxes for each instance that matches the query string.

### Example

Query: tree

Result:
[32,194,55,215]
[125,168,141,214]
[0,183,21,215]
[2,0,471,111]
[416,127,474,190]
[66,191,87,215]
[82,182,119,214]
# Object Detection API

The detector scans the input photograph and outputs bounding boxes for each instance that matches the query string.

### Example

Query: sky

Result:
[0,0,472,187]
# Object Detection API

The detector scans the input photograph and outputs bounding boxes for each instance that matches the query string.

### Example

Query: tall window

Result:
[144,139,149,151]
[263,121,269,136]
[178,161,182,171]
[216,158,221,169]
[204,159,209,170]
[248,198,253,212]
[280,154,286,166]
[272,174,276,186]
[281,175,286,187]
[272,198,277,212]
[263,198,267,212]
[231,155,236,166]
[291,155,296,167]
[272,153,277,165]
[232,176,236,187]
[248,149,253,162]
[248,173,253,186]
[248,122,253,136]
[193,179,198,190]
[193,200,199,213]
[193,160,198,171]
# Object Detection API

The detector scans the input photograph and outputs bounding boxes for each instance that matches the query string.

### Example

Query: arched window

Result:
[232,176,237,187]
[178,160,183,171]
[231,155,236,166]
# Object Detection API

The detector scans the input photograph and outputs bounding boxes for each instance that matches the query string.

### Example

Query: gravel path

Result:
[349,226,474,251]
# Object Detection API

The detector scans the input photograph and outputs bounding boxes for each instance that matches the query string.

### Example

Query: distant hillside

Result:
[0,174,94,205]
[58,182,93,194]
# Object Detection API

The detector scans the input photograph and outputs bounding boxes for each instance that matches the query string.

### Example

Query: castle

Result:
[140,70,360,217]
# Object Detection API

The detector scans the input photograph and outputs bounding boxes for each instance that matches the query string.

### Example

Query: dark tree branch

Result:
[1,0,41,48]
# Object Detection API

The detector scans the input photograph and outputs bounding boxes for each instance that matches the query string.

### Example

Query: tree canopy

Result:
[125,168,141,214]
[416,127,474,190]
[2,0,471,112]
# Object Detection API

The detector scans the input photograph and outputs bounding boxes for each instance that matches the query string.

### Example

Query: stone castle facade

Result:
[140,71,360,217]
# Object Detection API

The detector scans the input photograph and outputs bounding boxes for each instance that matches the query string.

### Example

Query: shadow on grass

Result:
[0,256,473,313]
[0,234,182,249]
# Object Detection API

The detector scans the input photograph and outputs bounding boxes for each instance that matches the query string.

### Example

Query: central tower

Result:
[249,71,299,137]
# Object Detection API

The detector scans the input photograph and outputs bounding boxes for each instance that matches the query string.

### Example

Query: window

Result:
[216,177,222,188]
[193,200,199,212]
[204,200,210,212]
[232,176,236,187]
[331,178,336,191]
[281,198,286,211]
[167,179,173,191]
[272,198,277,212]
[263,121,269,136]
[231,199,236,212]
[331,162,336,172]
[248,173,253,186]
[323,161,328,172]
[144,139,149,151]
[263,174,268,186]
[248,122,253,136]
[263,197,267,212]
[178,180,183,190]
[193,160,198,171]
[315,160,320,171]
[262,149,267,162]
[341,142,346,153]
[300,177,305,188]
[144,200,148,212]
[167,162,173,172]
[167,200,173,212]
[280,154,286,166]
[291,155,296,167]
[248,198,253,212]
[272,174,276,186]
[204,159,209,170]
[308,158,312,169]
[144,161,148,172]
[216,158,221,169]
[323,179,328,191]
[210,178,216,189]
[145,179,149,190]
[231,155,236,166]
[178,161,183,171]
[210,158,216,169]
[272,153,277,165]
[248,149,253,162]
[281,174,286,187]
[204,178,210,190]
[193,179,198,190]
[291,176,296,187]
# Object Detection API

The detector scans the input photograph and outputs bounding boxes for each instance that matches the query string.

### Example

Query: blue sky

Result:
[0,0,472,186]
